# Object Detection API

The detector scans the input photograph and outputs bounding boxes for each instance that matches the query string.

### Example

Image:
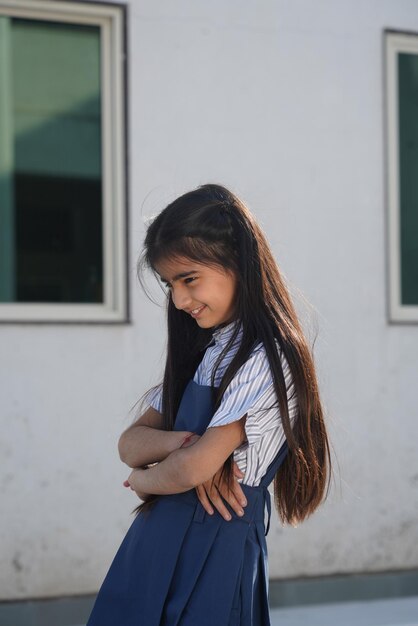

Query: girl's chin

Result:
[195,317,211,326]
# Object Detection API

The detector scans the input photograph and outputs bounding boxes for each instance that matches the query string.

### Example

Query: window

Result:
[385,30,418,323]
[0,0,127,322]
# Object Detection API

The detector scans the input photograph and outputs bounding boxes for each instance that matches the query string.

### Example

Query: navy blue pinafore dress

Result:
[87,378,288,626]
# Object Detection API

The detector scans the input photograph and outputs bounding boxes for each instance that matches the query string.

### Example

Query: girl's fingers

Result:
[205,485,237,521]
[123,478,136,491]
[218,485,246,518]
[196,464,247,522]
[233,483,247,507]
[195,485,214,515]
[213,471,247,516]
[233,461,244,478]
[231,465,247,507]
[181,433,201,448]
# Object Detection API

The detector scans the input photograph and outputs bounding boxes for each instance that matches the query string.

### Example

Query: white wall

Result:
[1,0,418,600]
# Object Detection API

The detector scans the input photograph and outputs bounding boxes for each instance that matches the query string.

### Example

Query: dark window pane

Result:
[0,17,103,303]
[398,52,418,306]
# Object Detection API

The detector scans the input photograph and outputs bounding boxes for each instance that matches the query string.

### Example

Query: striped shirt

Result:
[145,319,298,486]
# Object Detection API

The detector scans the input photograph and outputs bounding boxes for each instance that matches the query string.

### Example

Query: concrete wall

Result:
[1,0,418,600]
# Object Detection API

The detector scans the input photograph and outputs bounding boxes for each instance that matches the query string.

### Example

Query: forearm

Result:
[131,448,193,495]
[118,425,194,468]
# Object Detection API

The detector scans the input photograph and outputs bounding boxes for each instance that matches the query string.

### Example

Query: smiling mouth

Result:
[190,305,206,317]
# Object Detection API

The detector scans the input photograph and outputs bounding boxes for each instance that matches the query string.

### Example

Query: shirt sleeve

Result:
[206,343,297,447]
[144,383,163,413]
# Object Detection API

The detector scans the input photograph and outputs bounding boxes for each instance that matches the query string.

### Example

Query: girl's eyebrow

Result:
[158,270,198,283]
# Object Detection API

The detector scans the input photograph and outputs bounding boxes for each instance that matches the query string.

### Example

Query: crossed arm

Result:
[118,406,248,517]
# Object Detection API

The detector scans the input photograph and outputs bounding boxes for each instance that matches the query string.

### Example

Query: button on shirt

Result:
[145,320,298,486]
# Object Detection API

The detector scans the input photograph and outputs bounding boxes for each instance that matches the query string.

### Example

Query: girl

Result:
[87,183,331,626]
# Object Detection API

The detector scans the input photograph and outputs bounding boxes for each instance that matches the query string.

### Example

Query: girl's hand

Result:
[179,432,247,520]
[195,462,247,521]
[180,433,201,448]
[123,469,151,502]
[172,431,197,453]
[121,434,210,501]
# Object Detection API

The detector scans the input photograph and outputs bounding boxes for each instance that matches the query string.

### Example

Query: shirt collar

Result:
[211,319,243,348]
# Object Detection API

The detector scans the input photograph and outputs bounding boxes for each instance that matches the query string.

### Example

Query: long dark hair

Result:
[134,183,331,525]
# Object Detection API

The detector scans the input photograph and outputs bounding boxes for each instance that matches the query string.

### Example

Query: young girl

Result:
[87,183,331,626]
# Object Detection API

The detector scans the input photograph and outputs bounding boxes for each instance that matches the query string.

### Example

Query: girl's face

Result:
[154,256,238,329]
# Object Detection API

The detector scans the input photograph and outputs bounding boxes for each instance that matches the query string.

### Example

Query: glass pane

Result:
[398,52,418,306]
[0,17,103,304]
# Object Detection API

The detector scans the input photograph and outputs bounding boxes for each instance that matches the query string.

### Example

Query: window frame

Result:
[0,0,128,323]
[384,29,418,323]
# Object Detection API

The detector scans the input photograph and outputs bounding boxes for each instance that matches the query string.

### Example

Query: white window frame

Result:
[385,30,418,323]
[0,0,128,323]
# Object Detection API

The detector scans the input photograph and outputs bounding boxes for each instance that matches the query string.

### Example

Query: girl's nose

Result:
[171,287,192,311]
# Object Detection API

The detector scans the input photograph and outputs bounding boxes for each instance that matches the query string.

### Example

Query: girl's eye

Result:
[163,277,197,291]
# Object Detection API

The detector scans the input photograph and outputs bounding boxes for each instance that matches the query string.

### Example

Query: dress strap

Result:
[263,486,272,536]
[260,441,289,536]
[259,441,289,488]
